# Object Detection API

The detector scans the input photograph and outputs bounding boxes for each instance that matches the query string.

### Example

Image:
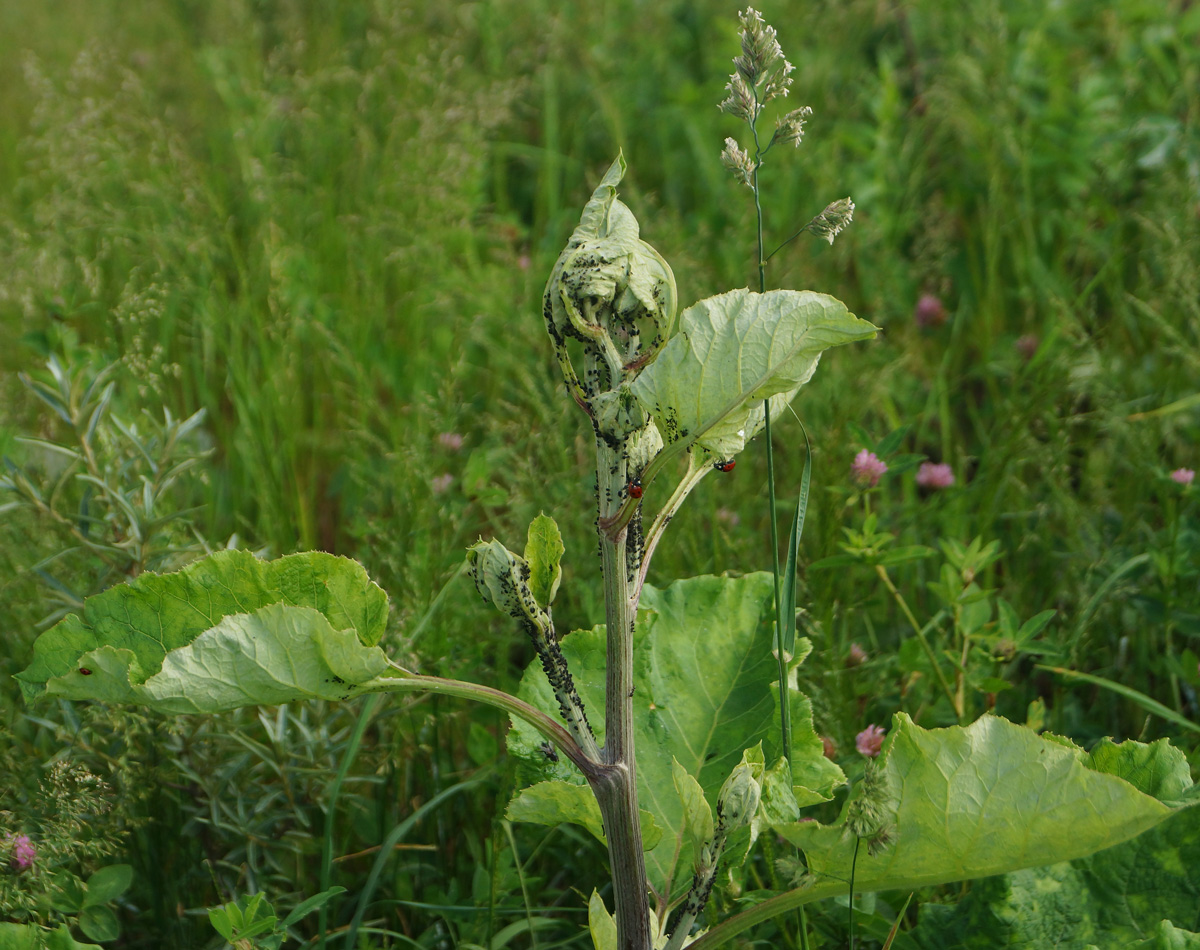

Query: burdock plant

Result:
[11,9,1195,950]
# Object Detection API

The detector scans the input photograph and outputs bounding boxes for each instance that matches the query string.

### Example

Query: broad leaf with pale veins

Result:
[630,288,876,457]
[778,714,1190,896]
[16,550,390,713]
[506,572,843,900]
[891,777,1200,950]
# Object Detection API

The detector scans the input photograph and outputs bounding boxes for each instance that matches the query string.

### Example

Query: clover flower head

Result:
[856,724,886,758]
[847,642,868,666]
[1015,333,1039,360]
[851,449,887,487]
[916,462,955,490]
[1170,468,1195,486]
[914,293,947,329]
[5,833,36,872]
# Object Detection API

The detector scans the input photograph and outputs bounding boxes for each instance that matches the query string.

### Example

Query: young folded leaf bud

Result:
[466,539,546,631]
[806,198,855,245]
[716,761,762,831]
[543,154,677,404]
[721,137,756,187]
[466,538,598,756]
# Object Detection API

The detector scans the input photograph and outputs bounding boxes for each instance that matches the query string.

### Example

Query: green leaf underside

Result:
[896,805,1200,950]
[779,714,1187,896]
[507,572,844,900]
[630,288,876,457]
[525,513,565,608]
[505,781,664,851]
[588,890,618,950]
[16,550,389,711]
[0,923,102,950]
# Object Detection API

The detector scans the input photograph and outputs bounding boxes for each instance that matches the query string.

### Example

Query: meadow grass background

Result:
[1,0,1198,947]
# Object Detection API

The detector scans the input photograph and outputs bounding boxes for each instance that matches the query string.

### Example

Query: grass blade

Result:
[343,779,483,947]
[1035,665,1200,735]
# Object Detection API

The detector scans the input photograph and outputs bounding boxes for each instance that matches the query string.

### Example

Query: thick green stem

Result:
[598,435,654,950]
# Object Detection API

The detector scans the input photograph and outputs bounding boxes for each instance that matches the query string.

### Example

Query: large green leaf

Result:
[506,572,844,900]
[894,794,1200,950]
[16,550,390,712]
[630,288,876,457]
[779,714,1188,896]
[0,924,101,950]
[505,780,664,851]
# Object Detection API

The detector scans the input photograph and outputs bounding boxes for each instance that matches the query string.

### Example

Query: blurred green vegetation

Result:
[0,0,1197,947]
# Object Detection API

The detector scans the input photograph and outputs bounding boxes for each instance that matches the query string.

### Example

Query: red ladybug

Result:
[627,479,643,499]
[714,459,736,473]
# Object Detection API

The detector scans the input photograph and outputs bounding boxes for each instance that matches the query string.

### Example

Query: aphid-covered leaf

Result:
[543,153,677,396]
[630,288,876,457]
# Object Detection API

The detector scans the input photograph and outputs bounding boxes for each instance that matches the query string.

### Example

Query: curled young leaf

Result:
[466,539,547,630]
[543,153,678,406]
[717,760,762,833]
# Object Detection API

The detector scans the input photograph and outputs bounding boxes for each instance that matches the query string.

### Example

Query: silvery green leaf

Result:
[777,714,1188,895]
[631,289,877,458]
[16,550,388,707]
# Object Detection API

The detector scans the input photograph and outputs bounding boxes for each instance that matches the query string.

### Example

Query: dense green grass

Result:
[1,0,1198,947]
